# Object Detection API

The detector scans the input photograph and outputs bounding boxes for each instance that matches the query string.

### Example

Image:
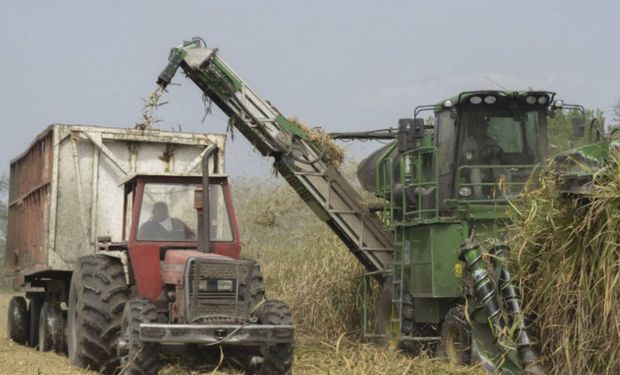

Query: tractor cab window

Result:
[457,109,545,199]
[137,183,233,242]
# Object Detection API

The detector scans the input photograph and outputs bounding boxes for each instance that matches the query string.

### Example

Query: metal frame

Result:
[139,323,294,345]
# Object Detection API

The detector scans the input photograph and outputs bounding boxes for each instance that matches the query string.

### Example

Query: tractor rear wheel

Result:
[256,300,293,375]
[7,296,29,345]
[67,255,128,372]
[440,305,471,365]
[38,301,65,353]
[118,298,160,375]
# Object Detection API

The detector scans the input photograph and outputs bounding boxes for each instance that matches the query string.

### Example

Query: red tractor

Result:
[5,125,293,374]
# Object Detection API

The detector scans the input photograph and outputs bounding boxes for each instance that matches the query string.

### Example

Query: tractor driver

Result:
[461,113,503,197]
[138,201,195,241]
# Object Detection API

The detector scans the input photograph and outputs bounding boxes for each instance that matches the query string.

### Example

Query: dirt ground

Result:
[0,292,94,375]
[0,292,477,375]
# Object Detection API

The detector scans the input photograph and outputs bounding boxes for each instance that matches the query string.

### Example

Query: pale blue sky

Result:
[1,1,619,178]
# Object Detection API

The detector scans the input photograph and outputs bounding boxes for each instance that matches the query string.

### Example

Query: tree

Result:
[0,174,7,257]
[546,108,602,152]
[614,98,620,123]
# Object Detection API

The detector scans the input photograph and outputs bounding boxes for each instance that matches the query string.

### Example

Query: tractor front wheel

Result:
[440,305,472,365]
[7,296,29,345]
[256,300,293,375]
[118,298,160,375]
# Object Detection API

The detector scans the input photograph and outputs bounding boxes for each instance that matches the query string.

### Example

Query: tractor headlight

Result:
[538,96,548,105]
[443,99,454,108]
[526,96,537,104]
[459,187,472,197]
[217,279,234,292]
[198,279,208,291]
[553,100,564,109]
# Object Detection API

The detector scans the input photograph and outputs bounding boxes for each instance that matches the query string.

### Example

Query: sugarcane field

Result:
[1,2,619,375]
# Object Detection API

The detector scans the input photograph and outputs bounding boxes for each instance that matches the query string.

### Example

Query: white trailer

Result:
[5,124,226,288]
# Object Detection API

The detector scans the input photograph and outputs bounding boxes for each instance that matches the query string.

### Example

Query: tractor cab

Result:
[120,174,241,300]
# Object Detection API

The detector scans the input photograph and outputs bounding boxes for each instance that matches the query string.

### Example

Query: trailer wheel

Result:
[7,296,29,345]
[67,255,128,372]
[28,295,43,348]
[118,298,160,375]
[38,301,65,353]
[440,305,471,365]
[256,300,293,375]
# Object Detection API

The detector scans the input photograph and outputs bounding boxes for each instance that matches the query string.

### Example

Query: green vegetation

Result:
[546,108,605,152]
[509,152,620,374]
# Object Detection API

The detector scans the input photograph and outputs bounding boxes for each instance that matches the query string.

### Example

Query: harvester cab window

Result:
[457,109,544,199]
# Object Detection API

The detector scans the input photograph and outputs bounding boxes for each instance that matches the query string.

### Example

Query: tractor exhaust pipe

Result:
[197,145,218,253]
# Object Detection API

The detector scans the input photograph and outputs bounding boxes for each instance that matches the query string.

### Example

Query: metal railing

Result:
[400,146,440,220]
[456,164,537,203]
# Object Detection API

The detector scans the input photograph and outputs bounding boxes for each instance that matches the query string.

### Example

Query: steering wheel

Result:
[479,144,503,162]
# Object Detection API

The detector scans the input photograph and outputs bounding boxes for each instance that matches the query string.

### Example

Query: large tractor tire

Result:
[7,296,29,345]
[38,301,65,353]
[256,300,293,375]
[247,260,266,308]
[67,255,128,372]
[440,305,472,365]
[118,298,160,375]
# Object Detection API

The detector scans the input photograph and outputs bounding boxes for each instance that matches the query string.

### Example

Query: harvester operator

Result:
[461,113,502,197]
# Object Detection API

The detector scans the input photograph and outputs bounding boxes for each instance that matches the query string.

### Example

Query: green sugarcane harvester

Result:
[156,37,614,374]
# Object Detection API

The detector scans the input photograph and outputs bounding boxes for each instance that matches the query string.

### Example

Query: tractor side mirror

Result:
[572,116,586,137]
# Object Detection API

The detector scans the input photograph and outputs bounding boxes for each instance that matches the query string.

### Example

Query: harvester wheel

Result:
[440,305,471,365]
[38,301,65,353]
[256,300,293,375]
[375,283,421,355]
[7,296,29,345]
[118,298,160,375]
[67,255,128,372]
[399,292,421,355]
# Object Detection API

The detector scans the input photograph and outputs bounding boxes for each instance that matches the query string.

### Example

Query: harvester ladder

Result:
[161,39,394,276]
